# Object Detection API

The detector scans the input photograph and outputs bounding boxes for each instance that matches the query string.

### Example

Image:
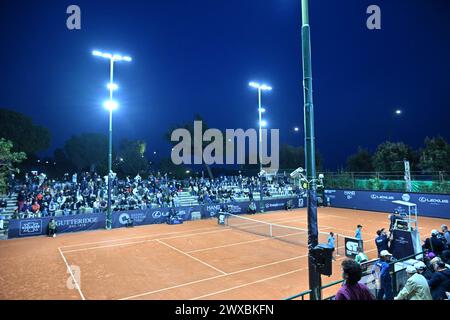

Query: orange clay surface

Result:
[0,207,448,300]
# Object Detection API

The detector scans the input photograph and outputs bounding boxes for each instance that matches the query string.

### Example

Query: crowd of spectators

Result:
[335,222,450,301]
[7,171,297,219]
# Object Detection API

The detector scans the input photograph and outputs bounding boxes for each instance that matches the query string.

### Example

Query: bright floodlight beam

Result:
[92,49,132,230]
[249,80,272,214]
[103,100,118,111]
[395,109,402,115]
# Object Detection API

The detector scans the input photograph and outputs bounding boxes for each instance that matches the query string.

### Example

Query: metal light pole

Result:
[300,0,321,300]
[92,50,132,229]
[249,82,272,213]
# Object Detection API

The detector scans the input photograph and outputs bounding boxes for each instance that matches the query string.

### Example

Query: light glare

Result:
[104,100,118,111]
[107,83,119,91]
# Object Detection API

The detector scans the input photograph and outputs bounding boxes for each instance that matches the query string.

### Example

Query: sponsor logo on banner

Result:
[265,202,284,209]
[227,205,243,214]
[119,213,130,225]
[344,237,362,259]
[418,197,449,205]
[57,217,99,229]
[344,191,356,200]
[370,194,394,201]
[19,220,42,235]
[402,194,410,202]
[324,190,336,194]
[206,205,221,214]
[152,210,170,219]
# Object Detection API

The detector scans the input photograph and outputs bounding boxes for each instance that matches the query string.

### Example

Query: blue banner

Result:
[7,196,303,238]
[8,213,105,238]
[324,189,450,219]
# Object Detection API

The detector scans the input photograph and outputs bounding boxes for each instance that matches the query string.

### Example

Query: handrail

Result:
[284,251,424,300]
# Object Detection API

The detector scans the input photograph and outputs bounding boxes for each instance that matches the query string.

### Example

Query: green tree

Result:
[0,138,27,193]
[278,144,322,170]
[158,157,188,179]
[0,108,51,155]
[117,139,149,176]
[64,133,109,173]
[419,136,450,172]
[346,147,374,172]
[372,141,417,172]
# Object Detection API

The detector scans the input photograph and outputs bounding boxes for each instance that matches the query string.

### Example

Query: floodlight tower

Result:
[300,0,322,300]
[249,82,272,213]
[92,50,132,229]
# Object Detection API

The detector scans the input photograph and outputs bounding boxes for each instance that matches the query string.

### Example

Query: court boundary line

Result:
[189,247,381,300]
[118,253,309,300]
[60,216,315,254]
[185,226,332,254]
[58,247,85,300]
[156,239,227,275]
[58,214,308,250]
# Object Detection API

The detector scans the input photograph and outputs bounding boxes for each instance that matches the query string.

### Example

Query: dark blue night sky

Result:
[1,0,449,169]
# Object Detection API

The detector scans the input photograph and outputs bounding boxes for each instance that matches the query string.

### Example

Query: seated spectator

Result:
[395,265,432,300]
[428,261,450,300]
[355,246,368,265]
[423,230,445,256]
[441,224,450,248]
[335,259,374,300]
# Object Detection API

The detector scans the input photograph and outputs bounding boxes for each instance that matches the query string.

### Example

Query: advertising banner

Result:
[324,189,450,219]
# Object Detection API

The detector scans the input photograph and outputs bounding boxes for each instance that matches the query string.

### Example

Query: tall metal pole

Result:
[301,0,321,300]
[106,58,114,230]
[258,88,264,213]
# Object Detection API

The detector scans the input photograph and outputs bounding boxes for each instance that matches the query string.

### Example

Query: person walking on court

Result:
[372,250,394,300]
[395,266,432,300]
[355,224,363,251]
[335,259,374,300]
[327,232,336,260]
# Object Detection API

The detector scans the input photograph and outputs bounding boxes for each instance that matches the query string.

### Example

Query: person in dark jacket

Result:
[415,261,434,281]
[423,230,446,256]
[428,261,450,300]
[375,228,390,255]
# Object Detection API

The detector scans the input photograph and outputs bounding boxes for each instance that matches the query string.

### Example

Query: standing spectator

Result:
[335,259,374,300]
[424,230,445,256]
[375,228,389,255]
[395,266,432,300]
[415,261,434,281]
[428,261,450,300]
[441,225,450,247]
[372,250,394,300]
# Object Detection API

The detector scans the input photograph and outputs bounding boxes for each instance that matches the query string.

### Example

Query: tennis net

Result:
[224,213,342,255]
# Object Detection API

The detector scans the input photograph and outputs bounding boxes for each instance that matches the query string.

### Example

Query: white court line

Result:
[190,268,306,300]
[61,228,233,254]
[119,253,309,300]
[58,247,85,300]
[190,247,381,300]
[186,226,332,254]
[59,226,221,249]
[156,239,227,275]
[59,214,307,250]
[60,216,312,254]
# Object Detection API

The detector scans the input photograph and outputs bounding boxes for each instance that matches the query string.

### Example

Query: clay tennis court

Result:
[0,207,447,300]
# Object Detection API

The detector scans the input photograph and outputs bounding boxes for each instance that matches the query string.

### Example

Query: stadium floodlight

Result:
[92,49,132,230]
[92,50,103,57]
[249,80,272,213]
[103,100,118,111]
[294,127,300,132]
[395,109,402,115]
[107,83,118,91]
